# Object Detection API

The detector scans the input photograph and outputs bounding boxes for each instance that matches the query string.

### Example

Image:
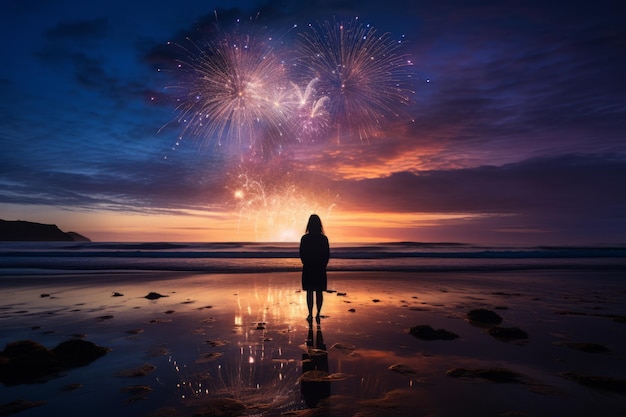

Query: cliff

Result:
[0,219,91,242]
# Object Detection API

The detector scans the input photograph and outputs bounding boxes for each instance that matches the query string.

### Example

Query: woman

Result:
[299,214,330,320]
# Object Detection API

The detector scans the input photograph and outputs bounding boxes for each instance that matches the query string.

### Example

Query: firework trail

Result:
[295,18,415,143]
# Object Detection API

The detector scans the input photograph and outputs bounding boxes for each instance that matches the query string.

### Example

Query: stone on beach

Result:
[555,342,610,353]
[330,343,356,354]
[52,339,111,367]
[0,339,110,385]
[195,352,223,364]
[466,308,503,325]
[561,372,626,393]
[488,326,528,340]
[120,384,153,402]
[144,292,168,300]
[446,367,524,383]
[115,364,157,377]
[389,364,421,378]
[409,325,459,341]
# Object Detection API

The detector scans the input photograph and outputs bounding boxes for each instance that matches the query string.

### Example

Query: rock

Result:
[0,339,109,385]
[206,340,227,347]
[0,340,60,384]
[121,384,153,403]
[120,385,153,395]
[144,292,168,300]
[52,339,110,367]
[115,364,156,377]
[409,325,459,341]
[556,342,610,353]
[466,309,503,325]
[447,367,524,383]
[330,343,356,354]
[561,372,626,393]
[112,292,124,297]
[488,326,528,340]
[389,364,420,377]
[195,352,223,364]
[299,370,330,383]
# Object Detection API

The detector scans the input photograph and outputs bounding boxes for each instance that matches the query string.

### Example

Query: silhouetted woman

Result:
[300,214,330,320]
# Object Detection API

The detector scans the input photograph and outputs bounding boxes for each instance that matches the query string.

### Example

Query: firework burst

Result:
[170,30,293,151]
[164,17,415,151]
[295,18,415,143]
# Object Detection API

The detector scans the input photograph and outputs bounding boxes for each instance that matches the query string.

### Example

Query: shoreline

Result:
[2,256,626,276]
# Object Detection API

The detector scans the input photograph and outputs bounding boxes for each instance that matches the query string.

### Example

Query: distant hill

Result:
[0,219,91,242]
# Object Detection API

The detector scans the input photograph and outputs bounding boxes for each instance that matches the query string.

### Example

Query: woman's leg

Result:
[306,290,314,318]
[315,290,323,317]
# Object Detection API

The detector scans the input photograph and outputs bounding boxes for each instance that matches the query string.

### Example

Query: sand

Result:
[1,270,625,417]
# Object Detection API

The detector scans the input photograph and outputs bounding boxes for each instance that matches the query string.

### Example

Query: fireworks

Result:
[162,17,415,240]
[170,31,292,150]
[166,17,415,149]
[295,18,415,143]
[228,168,336,242]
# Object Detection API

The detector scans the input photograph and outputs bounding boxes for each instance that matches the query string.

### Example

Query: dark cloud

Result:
[339,154,626,216]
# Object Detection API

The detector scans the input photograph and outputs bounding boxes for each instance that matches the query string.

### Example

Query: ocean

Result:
[1,241,625,273]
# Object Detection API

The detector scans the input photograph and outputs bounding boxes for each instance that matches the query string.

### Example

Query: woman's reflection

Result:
[300,317,330,408]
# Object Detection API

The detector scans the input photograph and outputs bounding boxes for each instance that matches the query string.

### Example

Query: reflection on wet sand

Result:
[1,271,625,417]
[300,317,330,408]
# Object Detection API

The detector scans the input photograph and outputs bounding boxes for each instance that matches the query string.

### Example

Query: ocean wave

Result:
[1,242,625,273]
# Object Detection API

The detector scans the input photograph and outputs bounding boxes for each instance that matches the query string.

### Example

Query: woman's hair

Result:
[305,214,324,235]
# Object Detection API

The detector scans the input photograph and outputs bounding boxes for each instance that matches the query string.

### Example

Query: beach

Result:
[1,269,625,417]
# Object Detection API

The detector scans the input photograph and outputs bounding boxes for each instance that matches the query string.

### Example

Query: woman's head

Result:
[306,214,324,235]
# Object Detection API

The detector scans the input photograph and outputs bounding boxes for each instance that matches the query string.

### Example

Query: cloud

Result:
[0,139,232,214]
[338,154,626,215]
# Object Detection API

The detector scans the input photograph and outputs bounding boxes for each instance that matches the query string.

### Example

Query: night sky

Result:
[1,0,625,244]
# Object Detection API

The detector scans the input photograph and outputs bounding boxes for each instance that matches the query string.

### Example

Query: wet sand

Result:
[1,270,625,417]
